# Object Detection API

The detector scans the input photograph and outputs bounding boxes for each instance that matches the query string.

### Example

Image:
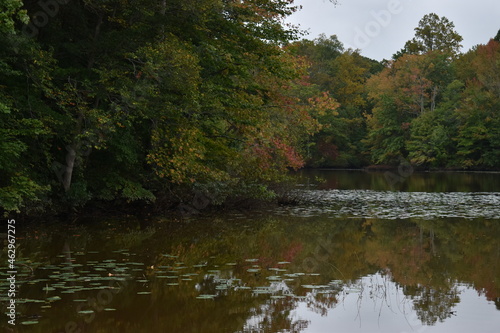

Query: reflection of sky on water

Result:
[282,274,500,333]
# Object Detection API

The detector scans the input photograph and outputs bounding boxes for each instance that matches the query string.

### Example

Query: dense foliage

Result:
[293,14,500,170]
[1,0,338,214]
[1,5,499,215]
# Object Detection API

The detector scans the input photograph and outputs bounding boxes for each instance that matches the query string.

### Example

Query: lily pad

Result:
[21,320,39,325]
[78,310,95,315]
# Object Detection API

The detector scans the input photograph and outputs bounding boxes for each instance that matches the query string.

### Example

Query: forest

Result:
[1,0,500,215]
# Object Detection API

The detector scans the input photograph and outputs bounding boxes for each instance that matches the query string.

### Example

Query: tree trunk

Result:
[63,144,77,192]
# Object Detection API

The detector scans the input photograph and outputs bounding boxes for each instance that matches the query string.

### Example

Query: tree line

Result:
[1,2,499,215]
[296,13,500,170]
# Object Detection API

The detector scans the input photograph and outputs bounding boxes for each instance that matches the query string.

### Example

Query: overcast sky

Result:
[286,0,500,60]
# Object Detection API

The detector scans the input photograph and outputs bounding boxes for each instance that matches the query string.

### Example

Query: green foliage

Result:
[2,7,500,215]
[0,176,49,214]
[364,96,408,164]
[454,40,500,168]
[397,13,463,58]
[290,37,380,167]
[0,0,28,34]
[0,0,324,214]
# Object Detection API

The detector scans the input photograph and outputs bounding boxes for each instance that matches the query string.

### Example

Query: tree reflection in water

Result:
[3,214,499,332]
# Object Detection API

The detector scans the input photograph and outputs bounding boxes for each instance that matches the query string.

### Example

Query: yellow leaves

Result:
[307,91,340,117]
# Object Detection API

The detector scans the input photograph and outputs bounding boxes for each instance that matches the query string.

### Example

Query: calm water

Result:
[2,170,500,332]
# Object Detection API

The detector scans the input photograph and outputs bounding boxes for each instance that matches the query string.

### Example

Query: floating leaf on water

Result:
[345,287,362,293]
[253,289,271,294]
[46,296,62,301]
[308,273,320,276]
[247,268,260,273]
[196,294,215,300]
[40,305,52,309]
[245,259,259,263]
[225,263,237,266]
[167,283,179,286]
[78,310,95,315]
[237,286,252,290]
[42,287,56,292]
[104,308,117,311]
[21,321,39,325]
[137,279,149,283]
[302,285,319,289]
[156,276,168,279]
[266,276,282,281]
[277,261,291,265]
[330,280,343,285]
[182,278,193,281]
[137,291,151,295]
[270,295,286,299]
[269,268,286,272]
[25,299,45,303]
[215,285,227,290]
[73,299,87,302]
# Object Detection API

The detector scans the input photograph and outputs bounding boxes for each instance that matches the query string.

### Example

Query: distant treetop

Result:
[394,13,463,59]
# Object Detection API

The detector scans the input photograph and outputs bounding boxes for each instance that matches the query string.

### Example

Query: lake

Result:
[3,170,500,332]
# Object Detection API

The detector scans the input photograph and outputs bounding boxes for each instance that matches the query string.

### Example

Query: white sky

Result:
[286,0,500,60]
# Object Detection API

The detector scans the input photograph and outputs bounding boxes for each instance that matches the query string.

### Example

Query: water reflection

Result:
[296,169,500,193]
[2,214,499,332]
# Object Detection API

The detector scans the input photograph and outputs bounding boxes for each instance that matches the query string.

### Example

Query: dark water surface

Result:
[2,170,500,332]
